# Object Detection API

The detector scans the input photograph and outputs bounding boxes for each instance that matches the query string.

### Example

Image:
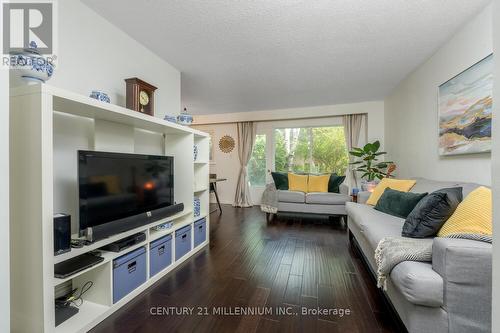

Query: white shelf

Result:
[194,213,208,221]
[11,84,209,137]
[54,210,192,264]
[194,186,208,192]
[9,85,211,333]
[53,253,112,286]
[52,241,148,286]
[54,300,109,333]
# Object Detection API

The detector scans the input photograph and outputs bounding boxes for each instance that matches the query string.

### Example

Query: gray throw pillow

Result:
[402,187,463,238]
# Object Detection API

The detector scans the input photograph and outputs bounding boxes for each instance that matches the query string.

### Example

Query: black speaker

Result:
[54,214,71,255]
[85,203,184,242]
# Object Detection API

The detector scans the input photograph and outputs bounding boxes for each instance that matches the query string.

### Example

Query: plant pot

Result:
[361,180,379,192]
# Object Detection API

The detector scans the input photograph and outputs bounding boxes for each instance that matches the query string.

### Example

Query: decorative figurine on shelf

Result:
[90,90,111,103]
[11,41,55,83]
[177,108,193,125]
[164,114,177,123]
[193,144,199,161]
[125,77,157,116]
[193,197,201,217]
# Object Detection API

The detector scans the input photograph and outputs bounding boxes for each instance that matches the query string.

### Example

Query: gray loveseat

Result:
[346,178,492,333]
[275,183,351,217]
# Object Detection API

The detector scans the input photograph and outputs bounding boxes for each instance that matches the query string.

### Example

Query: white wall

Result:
[193,123,238,205]
[193,101,385,204]
[1,47,10,333]
[194,101,385,144]
[384,5,493,185]
[10,0,181,119]
[491,0,499,330]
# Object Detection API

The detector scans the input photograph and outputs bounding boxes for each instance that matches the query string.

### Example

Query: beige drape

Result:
[343,114,366,189]
[233,122,256,207]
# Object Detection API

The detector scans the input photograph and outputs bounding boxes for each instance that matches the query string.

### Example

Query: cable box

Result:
[101,232,146,252]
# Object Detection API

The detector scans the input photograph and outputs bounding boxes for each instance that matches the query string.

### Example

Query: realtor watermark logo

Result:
[3,1,53,54]
[1,0,57,74]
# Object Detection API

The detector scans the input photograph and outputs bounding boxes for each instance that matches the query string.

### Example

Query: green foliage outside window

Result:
[275,127,348,175]
[248,127,349,186]
[248,135,267,186]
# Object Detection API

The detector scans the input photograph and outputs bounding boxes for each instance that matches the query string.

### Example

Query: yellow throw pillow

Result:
[366,178,416,206]
[288,173,308,192]
[308,174,330,193]
[438,186,492,237]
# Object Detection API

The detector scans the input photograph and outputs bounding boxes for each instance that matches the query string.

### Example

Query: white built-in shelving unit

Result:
[9,84,210,333]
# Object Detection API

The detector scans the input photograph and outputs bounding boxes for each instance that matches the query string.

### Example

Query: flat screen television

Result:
[78,151,179,241]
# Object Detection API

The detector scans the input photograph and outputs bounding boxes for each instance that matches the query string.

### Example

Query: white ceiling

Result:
[83,0,490,114]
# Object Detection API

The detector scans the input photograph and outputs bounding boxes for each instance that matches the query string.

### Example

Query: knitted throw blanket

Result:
[374,237,433,290]
[260,183,278,214]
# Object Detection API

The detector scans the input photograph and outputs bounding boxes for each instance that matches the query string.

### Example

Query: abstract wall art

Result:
[438,54,493,155]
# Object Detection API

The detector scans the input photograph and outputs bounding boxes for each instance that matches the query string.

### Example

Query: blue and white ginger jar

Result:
[10,41,54,83]
[177,108,193,125]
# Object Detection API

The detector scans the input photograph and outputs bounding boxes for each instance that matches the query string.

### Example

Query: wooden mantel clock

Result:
[125,77,157,116]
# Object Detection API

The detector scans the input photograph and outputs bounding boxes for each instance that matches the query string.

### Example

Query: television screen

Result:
[78,151,174,233]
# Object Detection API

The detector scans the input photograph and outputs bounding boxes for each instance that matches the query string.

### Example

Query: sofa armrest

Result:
[339,183,349,195]
[357,191,371,204]
[432,237,492,332]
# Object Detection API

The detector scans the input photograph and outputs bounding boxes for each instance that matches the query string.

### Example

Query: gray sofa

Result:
[346,178,492,333]
[275,183,351,216]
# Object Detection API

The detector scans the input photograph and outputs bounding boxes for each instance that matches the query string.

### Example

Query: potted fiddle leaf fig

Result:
[349,140,394,191]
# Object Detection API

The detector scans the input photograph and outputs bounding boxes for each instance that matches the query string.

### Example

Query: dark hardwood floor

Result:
[90,205,400,333]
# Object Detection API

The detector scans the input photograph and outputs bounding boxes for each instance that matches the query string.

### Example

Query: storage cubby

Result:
[54,263,112,333]
[9,84,210,333]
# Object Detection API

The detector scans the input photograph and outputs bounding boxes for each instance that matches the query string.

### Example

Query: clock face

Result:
[139,90,150,106]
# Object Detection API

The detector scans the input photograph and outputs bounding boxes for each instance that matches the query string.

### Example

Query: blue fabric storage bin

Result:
[150,234,172,277]
[194,218,206,247]
[113,247,147,303]
[175,225,192,261]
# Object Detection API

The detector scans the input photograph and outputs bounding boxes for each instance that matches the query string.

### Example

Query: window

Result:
[248,134,267,186]
[274,126,348,175]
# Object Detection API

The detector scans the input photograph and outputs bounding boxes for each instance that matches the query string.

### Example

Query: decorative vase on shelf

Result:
[164,114,177,123]
[90,90,111,103]
[361,180,379,192]
[10,41,55,83]
[177,107,193,125]
[193,144,199,161]
[193,197,201,217]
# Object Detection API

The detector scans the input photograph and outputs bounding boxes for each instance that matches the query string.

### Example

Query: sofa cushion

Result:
[363,216,405,250]
[306,192,350,205]
[390,261,444,307]
[402,187,462,238]
[328,174,346,193]
[308,174,330,193]
[278,202,346,215]
[410,178,460,194]
[288,173,308,192]
[410,177,482,197]
[271,172,288,190]
[374,188,427,218]
[366,178,417,206]
[438,186,492,238]
[346,202,404,248]
[278,190,305,203]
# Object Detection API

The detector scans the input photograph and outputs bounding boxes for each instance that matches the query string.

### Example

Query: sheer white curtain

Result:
[233,122,256,207]
[343,114,366,189]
